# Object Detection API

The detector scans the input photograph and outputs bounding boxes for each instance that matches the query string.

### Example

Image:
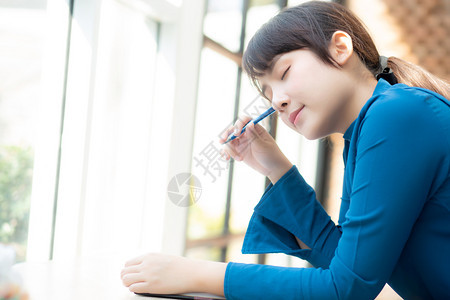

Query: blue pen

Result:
[223,107,276,144]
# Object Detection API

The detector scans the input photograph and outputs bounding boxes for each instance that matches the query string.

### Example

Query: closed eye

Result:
[281,66,290,80]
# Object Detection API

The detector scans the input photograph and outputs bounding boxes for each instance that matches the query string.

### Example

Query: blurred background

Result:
[0,0,448,298]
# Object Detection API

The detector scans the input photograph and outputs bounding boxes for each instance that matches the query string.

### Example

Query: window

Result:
[60,0,161,258]
[42,0,205,260]
[0,0,53,262]
[7,0,205,262]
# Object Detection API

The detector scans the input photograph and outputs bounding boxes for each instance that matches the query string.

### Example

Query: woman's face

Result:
[258,49,354,140]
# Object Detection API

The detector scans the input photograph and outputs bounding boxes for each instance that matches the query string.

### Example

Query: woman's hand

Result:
[220,115,292,184]
[121,253,194,294]
[121,253,226,296]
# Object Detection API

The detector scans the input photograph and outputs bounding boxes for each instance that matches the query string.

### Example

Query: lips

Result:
[289,106,304,125]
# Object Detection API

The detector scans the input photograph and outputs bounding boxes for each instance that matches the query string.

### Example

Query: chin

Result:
[299,127,326,141]
[303,133,320,140]
[285,121,324,140]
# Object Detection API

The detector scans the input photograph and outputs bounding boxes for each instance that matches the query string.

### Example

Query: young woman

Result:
[121,2,450,299]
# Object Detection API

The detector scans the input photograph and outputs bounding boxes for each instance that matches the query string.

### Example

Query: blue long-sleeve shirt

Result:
[224,79,450,299]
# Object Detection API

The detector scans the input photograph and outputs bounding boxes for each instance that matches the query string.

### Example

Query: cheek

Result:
[280,116,292,129]
[280,112,311,137]
[281,109,326,140]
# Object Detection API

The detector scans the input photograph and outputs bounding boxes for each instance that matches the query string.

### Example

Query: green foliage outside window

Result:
[0,146,33,262]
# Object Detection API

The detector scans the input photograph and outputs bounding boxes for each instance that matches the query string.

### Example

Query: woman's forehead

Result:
[267,54,284,73]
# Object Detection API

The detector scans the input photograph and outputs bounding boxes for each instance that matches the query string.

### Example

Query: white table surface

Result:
[13,256,224,300]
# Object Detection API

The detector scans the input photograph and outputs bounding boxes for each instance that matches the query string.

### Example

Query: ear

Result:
[329,31,353,66]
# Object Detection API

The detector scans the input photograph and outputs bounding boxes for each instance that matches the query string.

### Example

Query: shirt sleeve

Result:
[241,165,341,269]
[225,89,448,299]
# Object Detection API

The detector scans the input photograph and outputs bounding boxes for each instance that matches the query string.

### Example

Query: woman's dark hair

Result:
[243,1,449,99]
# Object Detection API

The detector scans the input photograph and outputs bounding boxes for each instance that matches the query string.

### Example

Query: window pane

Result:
[185,245,222,261]
[245,2,279,46]
[226,237,258,264]
[77,0,160,256]
[0,1,48,262]
[187,47,237,248]
[288,0,319,6]
[204,0,243,53]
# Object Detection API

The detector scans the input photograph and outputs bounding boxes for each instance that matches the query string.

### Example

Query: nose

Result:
[272,91,289,112]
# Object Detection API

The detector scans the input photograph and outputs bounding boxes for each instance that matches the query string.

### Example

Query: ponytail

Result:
[387,57,450,99]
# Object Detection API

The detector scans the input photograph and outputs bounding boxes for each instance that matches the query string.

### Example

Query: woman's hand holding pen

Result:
[220,114,293,184]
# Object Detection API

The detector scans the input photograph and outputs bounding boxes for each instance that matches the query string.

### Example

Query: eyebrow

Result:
[267,55,283,74]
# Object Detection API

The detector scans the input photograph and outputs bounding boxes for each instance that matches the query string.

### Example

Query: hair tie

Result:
[376,56,398,84]
[379,55,388,70]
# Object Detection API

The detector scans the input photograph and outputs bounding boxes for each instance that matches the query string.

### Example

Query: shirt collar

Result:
[372,78,392,96]
[343,78,392,141]
[343,120,355,141]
